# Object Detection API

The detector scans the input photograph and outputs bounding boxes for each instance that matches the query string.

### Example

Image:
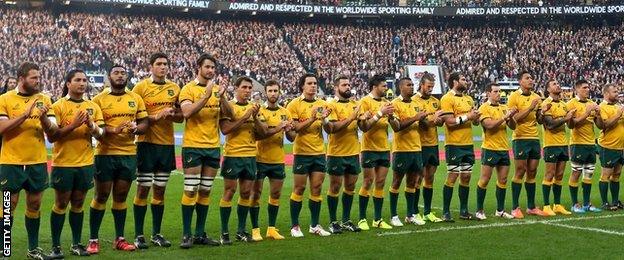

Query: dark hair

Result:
[234,76,253,87]
[264,79,280,91]
[485,82,499,93]
[149,52,169,66]
[398,77,412,87]
[196,53,217,69]
[62,69,86,97]
[575,79,589,88]
[518,70,532,81]
[17,62,39,79]
[333,75,349,86]
[419,73,435,86]
[108,64,126,75]
[2,77,16,94]
[368,74,386,90]
[297,73,317,91]
[447,72,461,89]
[545,79,557,89]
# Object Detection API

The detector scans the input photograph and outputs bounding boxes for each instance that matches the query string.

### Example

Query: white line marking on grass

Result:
[377,213,624,237]
[545,222,624,236]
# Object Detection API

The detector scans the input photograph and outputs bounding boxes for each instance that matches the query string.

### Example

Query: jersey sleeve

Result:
[0,95,7,118]
[507,93,517,110]
[179,86,194,104]
[599,104,611,120]
[286,99,299,121]
[358,98,370,119]
[478,104,491,122]
[135,95,148,119]
[440,95,454,116]
[93,103,105,127]
[44,96,55,118]
[51,99,63,125]
[326,101,338,122]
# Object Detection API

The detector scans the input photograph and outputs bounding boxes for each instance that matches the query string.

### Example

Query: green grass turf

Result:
[21,125,621,258]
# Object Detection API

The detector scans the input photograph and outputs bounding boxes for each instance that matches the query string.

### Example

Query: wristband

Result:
[323,118,330,125]
[372,115,380,122]
[376,111,383,118]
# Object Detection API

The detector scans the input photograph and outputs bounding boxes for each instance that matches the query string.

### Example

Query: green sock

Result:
[610,181,620,204]
[290,199,302,226]
[195,204,209,236]
[220,206,232,233]
[405,191,415,216]
[570,185,579,205]
[553,183,562,204]
[414,188,420,214]
[250,206,260,229]
[68,211,83,245]
[442,185,453,214]
[50,212,65,247]
[181,205,194,236]
[582,183,592,206]
[309,199,321,226]
[476,186,486,211]
[423,187,433,215]
[599,181,609,204]
[341,193,353,222]
[25,215,40,250]
[542,184,551,205]
[525,182,536,209]
[268,204,279,227]
[373,197,383,221]
[151,203,164,235]
[111,208,127,238]
[89,207,105,239]
[237,204,249,233]
[495,186,506,212]
[389,192,399,217]
[511,182,522,209]
[358,195,369,220]
[133,204,147,237]
[458,185,469,213]
[327,195,339,222]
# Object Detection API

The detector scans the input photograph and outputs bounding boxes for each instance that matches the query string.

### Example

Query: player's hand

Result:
[541,103,552,114]
[349,105,361,120]
[564,109,577,121]
[70,110,88,128]
[415,111,428,121]
[505,108,518,120]
[283,120,295,132]
[586,103,598,113]
[433,110,444,124]
[217,84,226,98]
[125,121,138,134]
[111,121,129,134]
[380,103,395,116]
[202,80,215,99]
[321,107,332,118]
[21,100,39,118]
[467,109,480,121]
[252,103,261,117]
[85,113,94,129]
[530,98,540,109]
[37,103,51,118]
[158,107,175,120]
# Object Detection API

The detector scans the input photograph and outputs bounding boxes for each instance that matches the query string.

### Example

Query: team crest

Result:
[168,89,175,96]
[415,107,420,112]
[213,91,219,97]
[86,108,94,116]
[128,101,136,108]
[36,101,44,108]
[433,103,439,109]
[280,115,287,121]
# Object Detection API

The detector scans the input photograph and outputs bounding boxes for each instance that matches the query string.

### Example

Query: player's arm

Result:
[513,97,540,122]
[443,110,479,127]
[170,106,184,123]
[133,117,149,135]
[597,107,623,130]
[38,104,59,137]
[47,111,88,143]
[359,103,393,132]
[568,104,595,129]
[0,100,37,135]
[220,105,257,135]
[180,97,210,119]
[253,115,269,139]
[324,107,358,133]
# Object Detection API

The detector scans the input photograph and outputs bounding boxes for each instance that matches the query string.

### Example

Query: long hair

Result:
[62,69,86,97]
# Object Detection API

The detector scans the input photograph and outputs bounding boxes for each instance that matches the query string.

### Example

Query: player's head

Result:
[2,76,17,93]
[17,62,41,94]
[447,72,466,92]
[368,74,387,96]
[196,53,217,81]
[602,83,619,103]
[546,79,561,96]
[108,64,128,90]
[149,52,169,80]
[62,69,87,97]
[234,76,253,101]
[333,75,351,99]
[485,82,501,103]
[419,73,435,97]
[264,79,280,105]
[518,70,534,90]
[298,73,317,97]
[398,77,414,98]
[574,79,590,99]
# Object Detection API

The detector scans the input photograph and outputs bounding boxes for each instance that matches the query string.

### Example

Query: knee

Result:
[328,184,341,195]
[293,185,306,195]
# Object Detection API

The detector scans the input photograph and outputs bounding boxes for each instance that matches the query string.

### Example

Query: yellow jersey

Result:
[92,89,148,155]
[257,105,291,163]
[179,81,221,148]
[222,101,256,157]
[132,77,180,145]
[478,101,510,151]
[507,89,542,140]
[413,93,440,147]
[598,102,624,150]
[0,91,55,164]
[359,94,391,152]
[286,96,326,155]
[391,96,422,152]
[326,98,360,156]
[440,90,474,146]
[542,97,568,147]
[52,97,105,167]
[566,97,597,145]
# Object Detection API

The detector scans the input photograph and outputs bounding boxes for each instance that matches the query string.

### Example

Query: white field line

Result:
[545,222,624,236]
[378,213,624,236]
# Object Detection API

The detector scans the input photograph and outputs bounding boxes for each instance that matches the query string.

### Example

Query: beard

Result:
[268,96,278,104]
[23,82,40,94]
[110,79,127,89]
[339,89,352,99]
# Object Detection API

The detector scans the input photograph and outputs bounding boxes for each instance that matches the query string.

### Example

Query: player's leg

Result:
[266,176,285,239]
[609,163,622,208]
[458,163,474,220]
[179,165,200,248]
[372,165,391,228]
[309,170,330,236]
[195,165,217,243]
[68,188,89,256]
[290,155,309,237]
[404,172,421,225]
[250,173,265,241]
[25,190,45,255]
[581,163,600,212]
[111,178,135,251]
[133,173,151,248]
[149,144,176,246]
[569,157,584,212]
[542,159,557,216]
[236,177,254,242]
[495,165,514,219]
[358,166,374,230]
[389,171,405,226]
[552,159,571,215]
[219,176,237,244]
[341,171,361,231]
[422,163,442,222]
[526,157,546,216]
[326,157,344,233]
[49,167,73,258]
[88,178,111,254]
[476,164,493,217]
[598,147,617,210]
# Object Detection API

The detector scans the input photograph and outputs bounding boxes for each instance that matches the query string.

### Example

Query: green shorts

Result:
[51,165,95,191]
[481,149,511,167]
[0,164,48,193]
[421,145,440,167]
[221,157,256,180]
[182,147,220,169]
[392,152,423,174]
[293,155,326,174]
[256,163,286,180]
[599,146,624,169]
[543,146,569,163]
[94,155,137,182]
[327,155,361,176]
[512,139,542,160]
[361,151,390,169]
[444,145,475,166]
[137,142,176,173]
[570,144,596,164]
